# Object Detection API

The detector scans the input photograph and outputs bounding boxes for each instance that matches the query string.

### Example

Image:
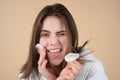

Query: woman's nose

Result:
[49,36,59,46]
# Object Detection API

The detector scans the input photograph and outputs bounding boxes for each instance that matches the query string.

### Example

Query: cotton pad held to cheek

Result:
[65,53,79,62]
[35,43,43,54]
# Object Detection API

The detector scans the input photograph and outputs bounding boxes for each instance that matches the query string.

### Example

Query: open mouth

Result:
[47,49,62,58]
[48,49,61,53]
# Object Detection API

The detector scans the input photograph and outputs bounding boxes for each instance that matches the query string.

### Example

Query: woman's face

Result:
[39,16,70,66]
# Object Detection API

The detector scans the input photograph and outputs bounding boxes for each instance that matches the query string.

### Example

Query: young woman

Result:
[19,3,108,80]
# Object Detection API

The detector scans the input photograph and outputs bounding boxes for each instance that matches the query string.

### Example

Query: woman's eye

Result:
[59,33,65,35]
[58,33,66,36]
[40,33,49,37]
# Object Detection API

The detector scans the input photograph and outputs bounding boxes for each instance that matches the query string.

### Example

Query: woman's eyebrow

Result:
[41,30,50,33]
[41,30,66,33]
[57,30,66,34]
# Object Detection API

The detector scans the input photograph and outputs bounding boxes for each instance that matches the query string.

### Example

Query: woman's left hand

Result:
[57,61,83,80]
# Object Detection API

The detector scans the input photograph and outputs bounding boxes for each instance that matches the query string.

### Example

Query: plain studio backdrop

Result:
[0,0,120,80]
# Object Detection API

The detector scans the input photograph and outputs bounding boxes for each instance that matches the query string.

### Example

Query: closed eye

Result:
[57,30,67,36]
[58,33,66,35]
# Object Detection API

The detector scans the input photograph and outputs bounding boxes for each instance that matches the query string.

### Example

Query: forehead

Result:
[42,16,66,31]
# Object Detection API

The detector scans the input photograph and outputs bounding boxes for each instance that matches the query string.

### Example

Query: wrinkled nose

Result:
[49,36,60,47]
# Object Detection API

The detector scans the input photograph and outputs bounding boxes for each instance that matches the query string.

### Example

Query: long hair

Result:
[20,3,87,78]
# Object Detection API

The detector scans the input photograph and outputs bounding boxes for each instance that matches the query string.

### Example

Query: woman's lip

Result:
[48,52,61,58]
[48,49,61,53]
[47,48,62,53]
[47,49,62,58]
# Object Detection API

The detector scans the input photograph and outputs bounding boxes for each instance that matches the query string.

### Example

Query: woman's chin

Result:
[49,60,63,66]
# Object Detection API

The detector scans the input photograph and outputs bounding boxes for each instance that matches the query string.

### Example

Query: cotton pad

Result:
[35,43,43,54]
[65,53,79,62]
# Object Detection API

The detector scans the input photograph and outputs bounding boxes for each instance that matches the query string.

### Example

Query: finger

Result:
[40,46,46,57]
[38,47,46,65]
[38,59,48,72]
[41,59,48,68]
[73,61,83,69]
[69,61,83,74]
[62,70,74,80]
[68,69,75,79]
[70,61,82,69]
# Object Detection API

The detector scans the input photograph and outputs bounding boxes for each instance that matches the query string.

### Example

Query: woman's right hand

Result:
[38,47,56,80]
[57,61,83,80]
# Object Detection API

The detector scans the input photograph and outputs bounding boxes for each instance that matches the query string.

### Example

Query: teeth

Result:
[49,49,60,53]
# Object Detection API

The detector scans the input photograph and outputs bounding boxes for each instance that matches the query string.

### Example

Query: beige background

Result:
[0,0,120,80]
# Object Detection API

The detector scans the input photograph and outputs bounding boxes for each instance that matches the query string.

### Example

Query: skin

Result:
[38,16,82,80]
[57,61,82,80]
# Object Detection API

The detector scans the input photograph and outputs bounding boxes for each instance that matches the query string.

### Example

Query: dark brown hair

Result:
[20,3,87,78]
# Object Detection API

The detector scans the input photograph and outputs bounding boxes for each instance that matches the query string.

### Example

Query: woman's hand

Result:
[38,47,56,80]
[57,61,83,80]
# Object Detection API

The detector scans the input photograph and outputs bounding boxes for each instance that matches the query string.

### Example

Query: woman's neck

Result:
[49,61,66,77]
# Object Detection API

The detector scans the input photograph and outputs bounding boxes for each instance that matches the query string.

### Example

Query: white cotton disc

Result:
[35,43,43,54]
[65,53,79,62]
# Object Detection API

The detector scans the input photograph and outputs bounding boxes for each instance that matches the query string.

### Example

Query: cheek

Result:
[60,37,71,52]
[39,38,47,47]
[62,38,68,45]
